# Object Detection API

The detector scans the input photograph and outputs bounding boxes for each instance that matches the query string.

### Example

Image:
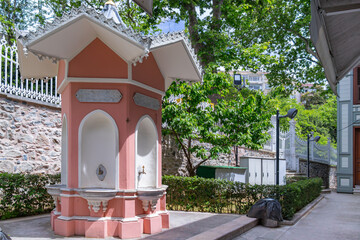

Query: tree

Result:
[143,0,326,93]
[2,0,329,93]
[272,93,337,146]
[0,0,49,43]
[301,87,331,110]
[162,69,273,176]
[244,0,325,91]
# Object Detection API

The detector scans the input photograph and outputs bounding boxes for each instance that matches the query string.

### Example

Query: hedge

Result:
[0,173,60,220]
[0,173,321,221]
[163,176,322,220]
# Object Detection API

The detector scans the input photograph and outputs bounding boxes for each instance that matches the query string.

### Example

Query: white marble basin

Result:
[76,188,118,213]
[46,184,66,196]
[137,186,167,211]
[76,188,118,200]
[137,186,166,200]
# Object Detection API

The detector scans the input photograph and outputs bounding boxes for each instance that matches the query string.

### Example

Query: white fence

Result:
[0,37,60,107]
[264,116,337,172]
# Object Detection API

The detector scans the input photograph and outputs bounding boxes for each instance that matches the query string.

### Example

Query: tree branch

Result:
[274,19,319,61]
[172,130,193,173]
[126,0,136,25]
[194,155,212,169]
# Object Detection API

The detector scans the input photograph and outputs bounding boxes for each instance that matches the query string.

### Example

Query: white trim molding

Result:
[57,77,165,96]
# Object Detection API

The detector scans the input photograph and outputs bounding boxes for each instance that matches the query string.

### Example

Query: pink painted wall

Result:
[57,60,66,88]
[62,82,162,189]
[59,38,163,190]
[68,38,128,79]
[132,53,165,91]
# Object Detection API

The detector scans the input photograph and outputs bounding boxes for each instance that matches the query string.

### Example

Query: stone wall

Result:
[162,134,276,176]
[329,166,337,189]
[0,94,278,177]
[299,158,330,188]
[0,95,62,174]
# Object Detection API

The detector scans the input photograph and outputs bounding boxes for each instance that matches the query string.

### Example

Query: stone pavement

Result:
[1,191,359,240]
[234,191,360,240]
[0,211,229,240]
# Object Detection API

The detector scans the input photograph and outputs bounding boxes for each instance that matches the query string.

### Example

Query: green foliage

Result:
[145,0,326,91]
[163,175,323,220]
[0,0,50,44]
[0,173,60,220]
[1,0,328,92]
[271,93,337,146]
[301,89,329,110]
[162,70,273,176]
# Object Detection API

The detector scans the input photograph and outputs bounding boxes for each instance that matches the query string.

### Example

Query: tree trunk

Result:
[185,2,201,55]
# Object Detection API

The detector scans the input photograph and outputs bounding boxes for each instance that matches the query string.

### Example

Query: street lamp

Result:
[233,74,242,87]
[307,133,320,178]
[276,108,298,185]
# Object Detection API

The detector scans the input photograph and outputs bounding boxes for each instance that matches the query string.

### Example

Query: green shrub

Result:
[0,173,61,220]
[163,176,322,220]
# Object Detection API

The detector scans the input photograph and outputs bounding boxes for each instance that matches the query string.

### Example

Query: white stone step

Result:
[353,186,360,195]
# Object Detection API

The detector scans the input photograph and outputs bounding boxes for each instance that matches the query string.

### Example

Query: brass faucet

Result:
[139,165,146,175]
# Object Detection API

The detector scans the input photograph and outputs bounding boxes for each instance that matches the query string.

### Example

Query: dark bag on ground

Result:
[247,198,283,222]
[0,227,12,240]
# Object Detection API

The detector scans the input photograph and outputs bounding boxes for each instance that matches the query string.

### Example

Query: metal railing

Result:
[0,37,61,107]
[264,116,337,171]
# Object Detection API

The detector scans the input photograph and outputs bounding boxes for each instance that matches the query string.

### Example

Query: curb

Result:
[187,216,259,240]
[281,194,324,226]
[0,213,50,224]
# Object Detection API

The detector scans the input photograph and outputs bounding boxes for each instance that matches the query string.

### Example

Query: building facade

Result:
[232,71,271,94]
[337,68,360,193]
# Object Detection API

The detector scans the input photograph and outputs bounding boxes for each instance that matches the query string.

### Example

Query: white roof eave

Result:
[150,31,203,85]
[17,5,151,66]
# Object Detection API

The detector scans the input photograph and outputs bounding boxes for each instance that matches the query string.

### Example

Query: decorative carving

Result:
[142,200,150,212]
[151,200,157,211]
[96,164,107,181]
[141,199,159,212]
[87,200,108,212]
[76,89,122,103]
[133,93,160,110]
[88,200,102,212]
[52,196,59,208]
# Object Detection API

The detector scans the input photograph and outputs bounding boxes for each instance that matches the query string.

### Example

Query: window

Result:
[249,76,260,82]
[354,67,360,104]
[249,85,261,90]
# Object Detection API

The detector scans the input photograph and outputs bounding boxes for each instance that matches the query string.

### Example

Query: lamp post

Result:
[276,108,298,185]
[307,133,320,178]
[234,145,239,166]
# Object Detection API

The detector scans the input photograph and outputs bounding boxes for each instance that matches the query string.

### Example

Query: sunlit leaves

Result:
[162,69,274,176]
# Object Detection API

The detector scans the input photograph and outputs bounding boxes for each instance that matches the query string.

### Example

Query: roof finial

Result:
[105,0,116,6]
[102,0,125,26]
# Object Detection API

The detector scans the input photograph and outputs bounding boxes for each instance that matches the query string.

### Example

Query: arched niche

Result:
[135,115,158,188]
[61,114,68,185]
[78,110,119,189]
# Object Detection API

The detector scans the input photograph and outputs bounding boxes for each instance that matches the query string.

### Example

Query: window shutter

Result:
[354,67,360,105]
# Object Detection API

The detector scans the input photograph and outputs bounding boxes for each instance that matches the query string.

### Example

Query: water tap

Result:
[139,165,146,175]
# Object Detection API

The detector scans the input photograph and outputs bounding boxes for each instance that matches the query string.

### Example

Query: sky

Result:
[157,19,185,33]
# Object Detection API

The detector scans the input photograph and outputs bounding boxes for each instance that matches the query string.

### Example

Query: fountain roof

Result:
[16,5,202,87]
